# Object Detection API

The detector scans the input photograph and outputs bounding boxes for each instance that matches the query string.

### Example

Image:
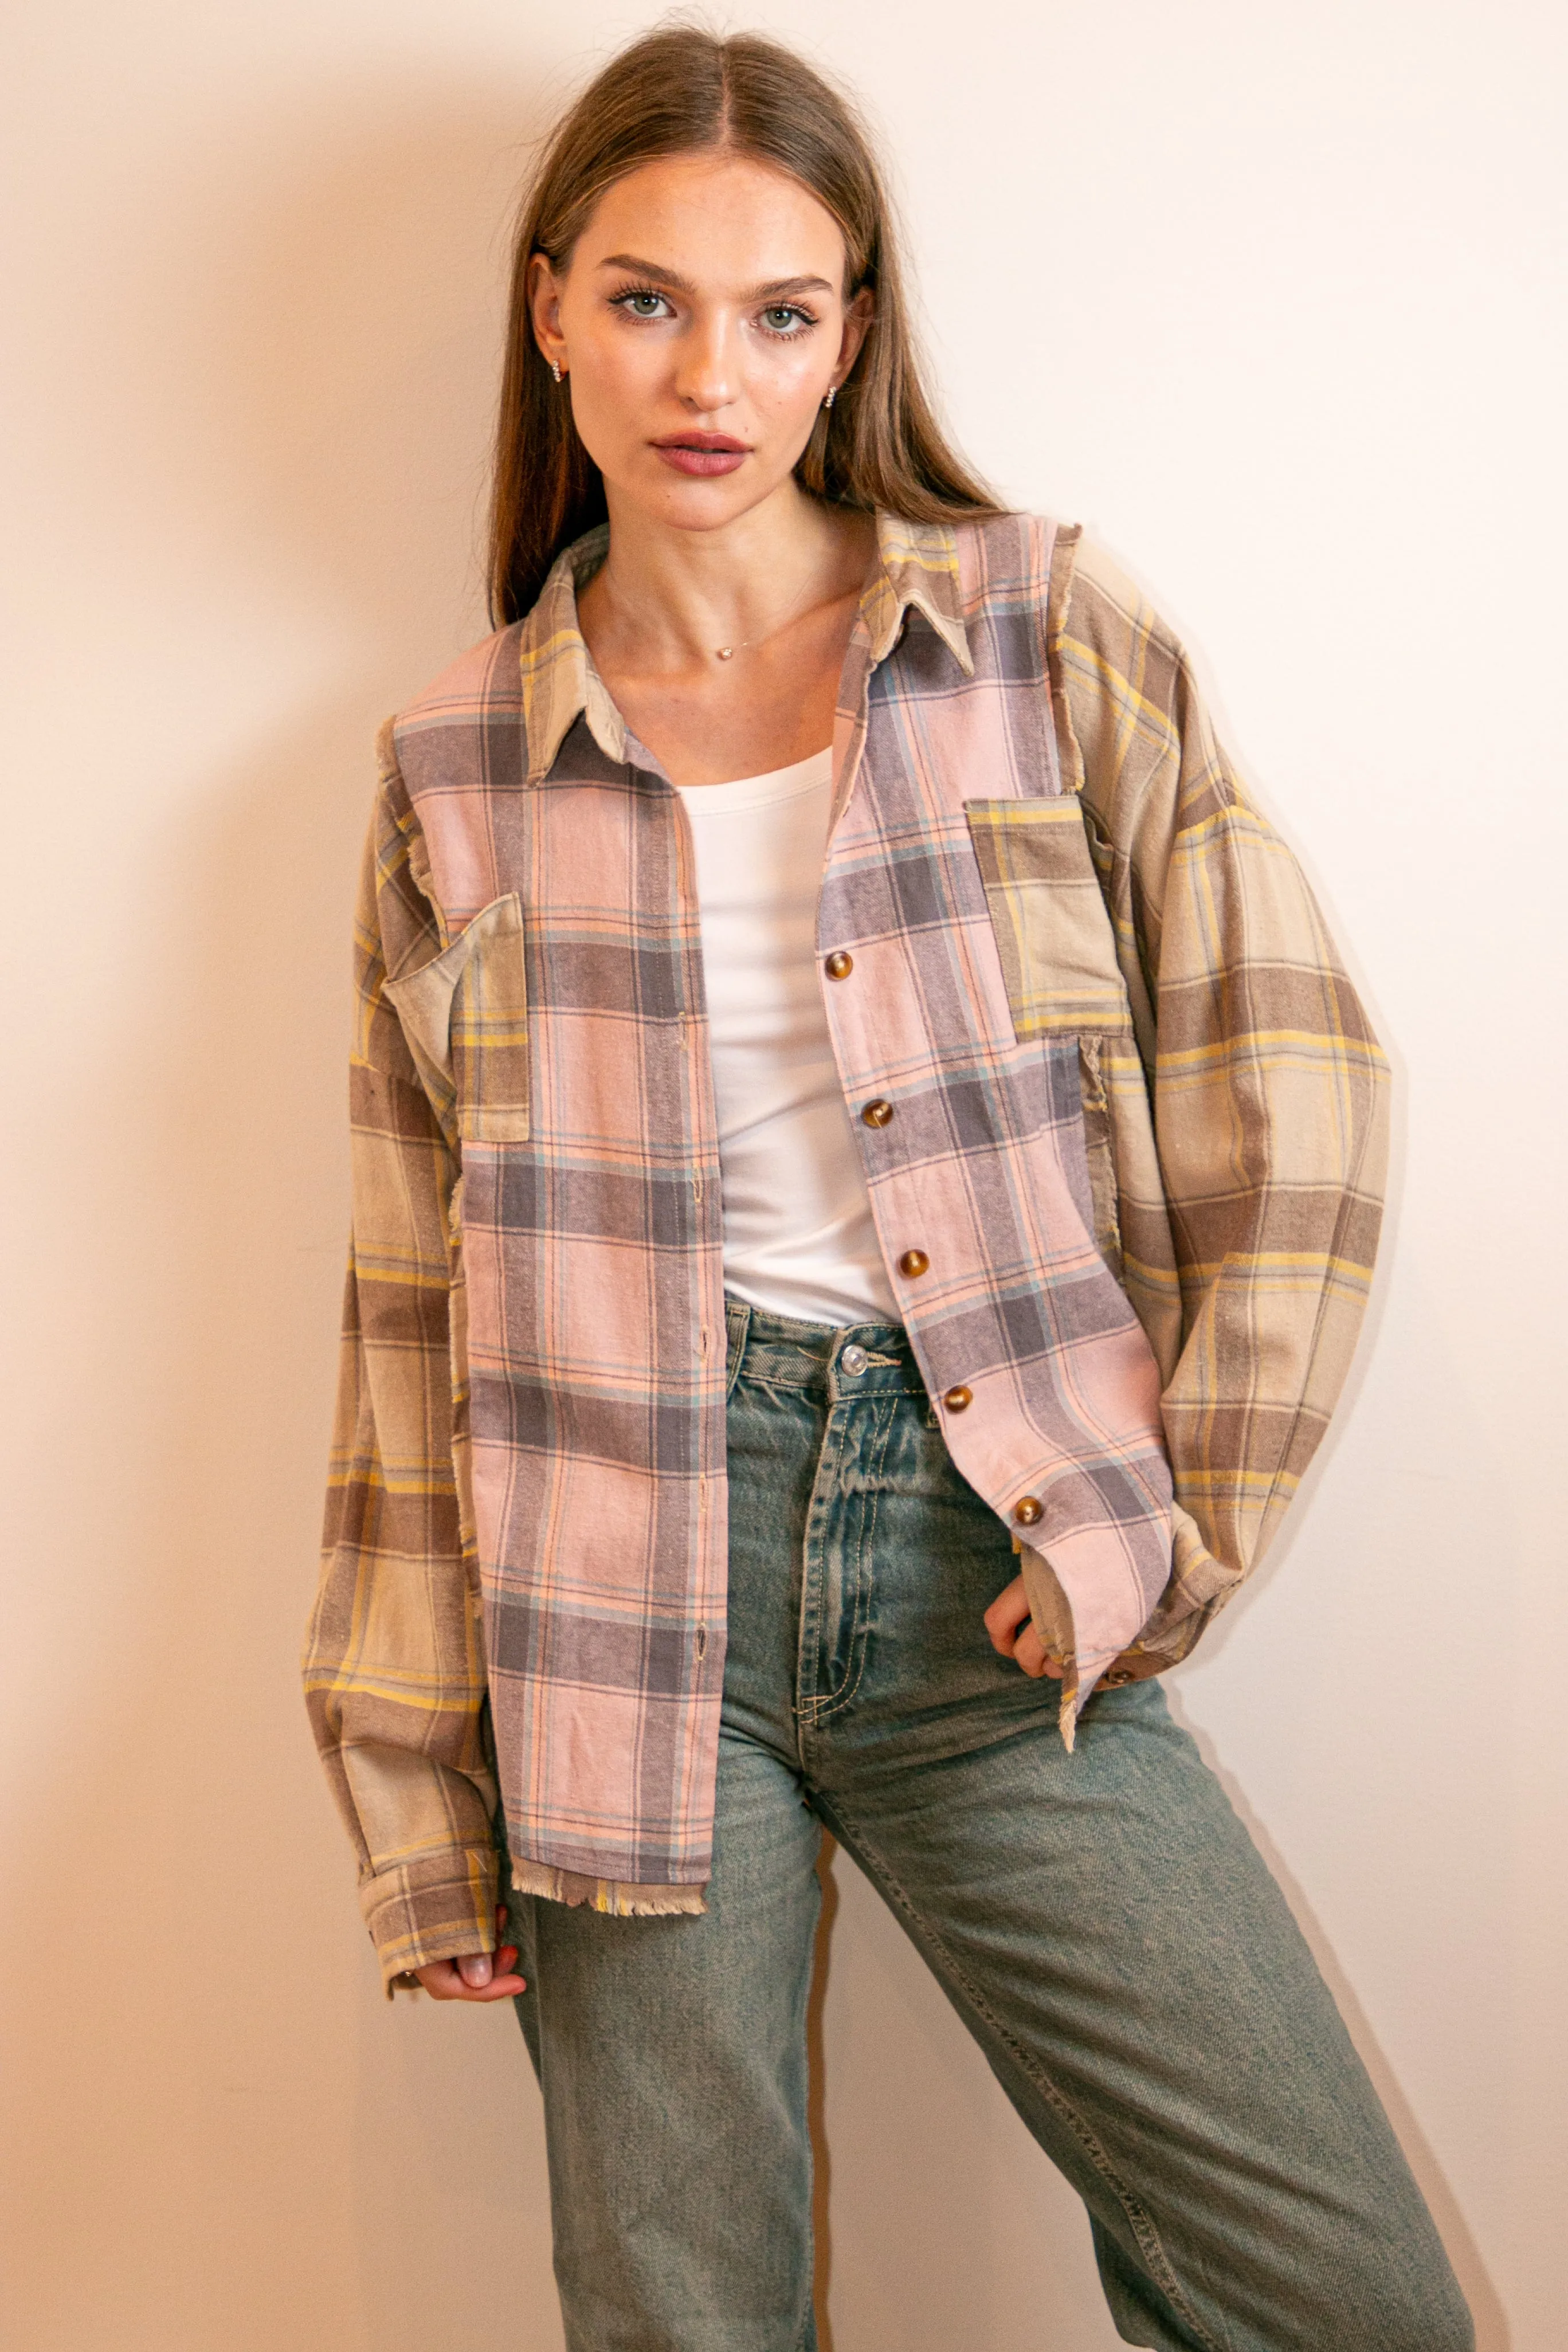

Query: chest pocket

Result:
[964,797,1131,1278]
[383,893,531,1144]
[962,798,1129,1039]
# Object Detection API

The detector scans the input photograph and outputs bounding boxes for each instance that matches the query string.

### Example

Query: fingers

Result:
[982,1572,1065,1680]
[1010,1622,1066,1680]
[413,1943,527,2002]
[983,1572,1033,1655]
[486,1946,527,1998]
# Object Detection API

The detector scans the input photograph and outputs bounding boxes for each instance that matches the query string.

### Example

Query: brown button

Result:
[1014,1495,1044,1526]
[897,1248,930,1279]
[825,951,853,980]
[942,1385,973,1412]
[861,1098,894,1127]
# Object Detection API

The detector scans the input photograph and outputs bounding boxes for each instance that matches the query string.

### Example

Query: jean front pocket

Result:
[383,893,531,1144]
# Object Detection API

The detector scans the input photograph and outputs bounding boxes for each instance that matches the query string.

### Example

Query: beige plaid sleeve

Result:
[1050,534,1390,1665]
[302,738,499,1991]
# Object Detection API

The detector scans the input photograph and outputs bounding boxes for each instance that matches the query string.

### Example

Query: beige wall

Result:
[3,3,1563,2346]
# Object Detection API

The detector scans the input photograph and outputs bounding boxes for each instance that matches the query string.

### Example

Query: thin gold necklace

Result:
[600,550,826,665]
[711,556,822,662]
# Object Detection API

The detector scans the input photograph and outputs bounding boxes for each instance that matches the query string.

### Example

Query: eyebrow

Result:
[595,253,836,300]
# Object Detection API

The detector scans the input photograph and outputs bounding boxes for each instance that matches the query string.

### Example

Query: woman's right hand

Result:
[413,1906,527,2001]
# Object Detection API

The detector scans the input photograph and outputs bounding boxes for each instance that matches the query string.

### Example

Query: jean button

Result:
[840,1344,869,1376]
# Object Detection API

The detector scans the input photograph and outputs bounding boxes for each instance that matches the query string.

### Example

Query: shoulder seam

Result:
[1046,523,1086,798]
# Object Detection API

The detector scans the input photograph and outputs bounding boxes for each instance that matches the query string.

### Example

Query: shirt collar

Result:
[859,512,972,675]
[518,511,973,784]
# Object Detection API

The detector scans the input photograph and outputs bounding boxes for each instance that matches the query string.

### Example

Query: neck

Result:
[585,480,873,672]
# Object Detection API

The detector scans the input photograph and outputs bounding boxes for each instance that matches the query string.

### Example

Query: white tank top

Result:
[675,748,900,1328]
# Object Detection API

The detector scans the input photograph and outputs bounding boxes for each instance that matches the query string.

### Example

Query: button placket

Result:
[821,918,966,1437]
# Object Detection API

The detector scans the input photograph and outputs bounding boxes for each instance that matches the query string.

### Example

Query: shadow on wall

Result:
[172,76,574,2352]
[7,56,1509,2352]
[6,71,571,2352]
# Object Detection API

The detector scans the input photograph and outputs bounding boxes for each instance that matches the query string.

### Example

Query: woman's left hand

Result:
[983,1574,1065,1679]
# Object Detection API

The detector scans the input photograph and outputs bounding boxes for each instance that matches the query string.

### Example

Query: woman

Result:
[304,26,1472,2351]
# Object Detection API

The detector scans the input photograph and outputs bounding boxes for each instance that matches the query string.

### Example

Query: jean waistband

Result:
[724,1294,925,1398]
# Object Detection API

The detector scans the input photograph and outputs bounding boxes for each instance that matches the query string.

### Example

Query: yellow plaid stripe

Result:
[303,513,1390,1978]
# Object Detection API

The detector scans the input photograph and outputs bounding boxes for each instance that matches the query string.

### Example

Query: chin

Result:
[620,464,786,534]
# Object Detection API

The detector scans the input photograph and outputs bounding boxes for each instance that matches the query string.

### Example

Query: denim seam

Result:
[798,1401,877,1728]
[801,1398,895,1727]
[724,1303,751,1398]
[739,1370,825,1398]
[815,1796,1230,2352]
[795,1403,853,1726]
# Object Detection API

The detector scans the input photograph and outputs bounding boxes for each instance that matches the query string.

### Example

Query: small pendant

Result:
[715,646,734,660]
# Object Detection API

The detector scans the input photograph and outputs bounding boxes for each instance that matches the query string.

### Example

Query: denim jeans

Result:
[501,1301,1472,2352]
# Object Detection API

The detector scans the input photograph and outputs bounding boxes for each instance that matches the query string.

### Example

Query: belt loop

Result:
[724,1297,751,1397]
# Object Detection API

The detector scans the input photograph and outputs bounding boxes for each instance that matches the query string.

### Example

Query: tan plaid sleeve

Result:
[302,733,499,1991]
[1049,534,1390,1665]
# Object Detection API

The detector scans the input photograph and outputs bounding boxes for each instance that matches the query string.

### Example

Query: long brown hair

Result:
[488,23,1002,625]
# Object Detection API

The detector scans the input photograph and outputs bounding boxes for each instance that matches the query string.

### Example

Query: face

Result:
[529,152,873,533]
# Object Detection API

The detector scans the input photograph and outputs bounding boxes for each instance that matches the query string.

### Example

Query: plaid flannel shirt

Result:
[303,512,1388,1988]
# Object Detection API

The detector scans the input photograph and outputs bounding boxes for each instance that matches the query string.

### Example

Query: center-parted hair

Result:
[489,22,1002,624]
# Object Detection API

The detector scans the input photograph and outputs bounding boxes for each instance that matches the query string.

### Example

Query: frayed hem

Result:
[509,1858,708,1917]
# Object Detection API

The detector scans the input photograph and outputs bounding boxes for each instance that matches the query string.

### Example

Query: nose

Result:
[674,309,738,416]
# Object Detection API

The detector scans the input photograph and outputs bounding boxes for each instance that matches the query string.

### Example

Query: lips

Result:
[651,433,751,478]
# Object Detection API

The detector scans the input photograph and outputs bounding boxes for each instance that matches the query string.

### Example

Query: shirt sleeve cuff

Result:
[358,1843,500,1997]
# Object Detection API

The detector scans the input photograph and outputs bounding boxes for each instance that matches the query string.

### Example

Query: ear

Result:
[835,285,875,383]
[527,252,567,373]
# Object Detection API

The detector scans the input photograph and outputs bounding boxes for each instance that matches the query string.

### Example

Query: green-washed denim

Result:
[500,1300,1472,2352]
